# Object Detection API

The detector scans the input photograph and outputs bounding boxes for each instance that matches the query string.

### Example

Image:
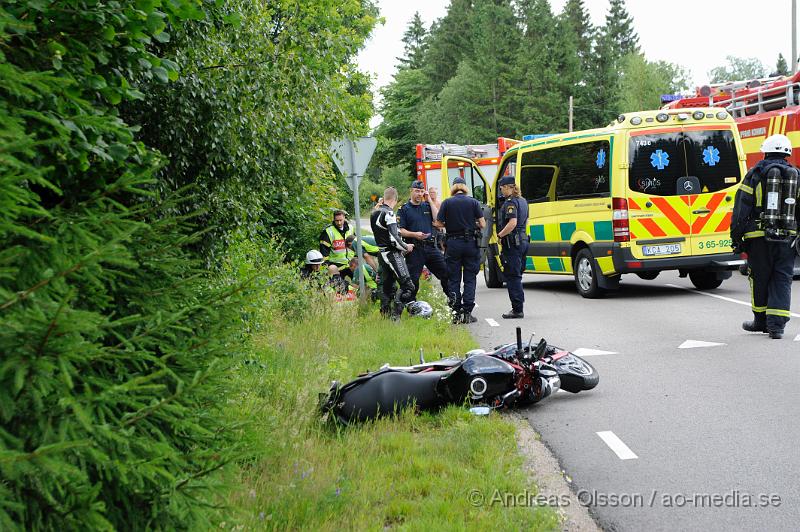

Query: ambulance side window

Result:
[554,141,611,200]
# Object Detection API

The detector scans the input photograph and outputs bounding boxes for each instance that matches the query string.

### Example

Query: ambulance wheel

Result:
[574,248,605,299]
[689,271,723,290]
[484,247,504,288]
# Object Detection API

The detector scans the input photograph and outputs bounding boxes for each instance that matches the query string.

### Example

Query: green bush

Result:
[1,2,243,528]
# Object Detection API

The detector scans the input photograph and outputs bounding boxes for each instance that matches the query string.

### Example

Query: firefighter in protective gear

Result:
[731,134,798,339]
[319,209,355,267]
[370,187,417,319]
[496,175,529,319]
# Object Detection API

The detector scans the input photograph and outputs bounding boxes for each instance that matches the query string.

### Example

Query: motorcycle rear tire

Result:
[553,354,598,393]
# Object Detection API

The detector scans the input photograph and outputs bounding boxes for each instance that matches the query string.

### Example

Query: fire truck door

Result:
[441,155,493,250]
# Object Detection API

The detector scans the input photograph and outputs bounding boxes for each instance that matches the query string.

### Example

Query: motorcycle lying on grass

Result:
[319,327,598,424]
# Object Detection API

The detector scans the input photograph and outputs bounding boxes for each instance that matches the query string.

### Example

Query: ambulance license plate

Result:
[642,244,681,256]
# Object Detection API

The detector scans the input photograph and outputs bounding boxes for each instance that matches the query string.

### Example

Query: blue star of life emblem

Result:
[650,149,670,170]
[596,149,606,169]
[702,146,720,166]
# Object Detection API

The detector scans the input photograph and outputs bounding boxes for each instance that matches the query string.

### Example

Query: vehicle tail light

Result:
[612,198,630,242]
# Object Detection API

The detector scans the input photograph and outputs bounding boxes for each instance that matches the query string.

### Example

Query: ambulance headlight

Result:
[656,113,669,123]
[630,116,642,125]
[617,114,626,123]
[692,111,705,120]
[716,111,729,120]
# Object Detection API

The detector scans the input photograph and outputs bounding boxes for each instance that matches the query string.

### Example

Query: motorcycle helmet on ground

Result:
[305,249,324,265]
[760,134,792,156]
[406,300,433,319]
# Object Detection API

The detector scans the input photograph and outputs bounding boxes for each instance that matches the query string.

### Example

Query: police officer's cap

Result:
[498,175,516,187]
[411,180,425,189]
[452,176,466,185]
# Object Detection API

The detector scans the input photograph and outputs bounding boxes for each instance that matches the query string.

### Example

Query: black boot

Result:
[769,330,784,339]
[502,310,524,319]
[742,320,767,333]
[460,311,478,324]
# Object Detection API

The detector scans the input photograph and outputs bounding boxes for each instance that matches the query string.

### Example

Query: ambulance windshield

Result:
[628,130,741,196]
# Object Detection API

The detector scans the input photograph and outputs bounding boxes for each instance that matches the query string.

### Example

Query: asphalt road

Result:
[466,269,800,531]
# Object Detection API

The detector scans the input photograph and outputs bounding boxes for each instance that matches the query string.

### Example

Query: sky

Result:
[357,0,797,126]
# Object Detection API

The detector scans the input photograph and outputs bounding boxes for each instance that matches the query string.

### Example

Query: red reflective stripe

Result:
[681,195,698,206]
[630,230,638,240]
[627,198,641,210]
[650,197,690,234]
[691,193,725,234]
[714,212,732,232]
[638,218,667,237]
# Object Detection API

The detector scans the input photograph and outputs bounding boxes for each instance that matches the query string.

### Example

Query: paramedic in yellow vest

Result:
[319,209,355,268]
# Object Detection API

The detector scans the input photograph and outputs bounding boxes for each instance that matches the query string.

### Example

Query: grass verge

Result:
[218,282,559,530]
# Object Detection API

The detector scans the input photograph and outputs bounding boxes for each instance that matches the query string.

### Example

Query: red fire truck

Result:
[663,71,800,168]
[414,138,520,198]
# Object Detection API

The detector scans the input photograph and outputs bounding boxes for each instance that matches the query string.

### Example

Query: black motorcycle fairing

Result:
[334,369,449,423]
[439,355,516,404]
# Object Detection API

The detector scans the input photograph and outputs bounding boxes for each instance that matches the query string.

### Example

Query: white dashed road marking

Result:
[485,318,499,327]
[795,334,800,342]
[596,431,638,460]
[572,348,618,357]
[678,340,726,349]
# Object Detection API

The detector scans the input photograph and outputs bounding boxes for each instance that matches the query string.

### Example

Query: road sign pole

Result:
[349,141,367,301]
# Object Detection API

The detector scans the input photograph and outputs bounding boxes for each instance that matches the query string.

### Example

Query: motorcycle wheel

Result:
[552,354,598,393]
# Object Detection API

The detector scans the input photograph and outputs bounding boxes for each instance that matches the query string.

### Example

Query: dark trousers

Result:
[501,242,527,312]
[746,237,795,332]
[445,238,481,313]
[406,243,448,297]
[378,250,416,318]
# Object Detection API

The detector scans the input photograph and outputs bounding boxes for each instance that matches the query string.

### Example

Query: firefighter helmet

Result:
[760,134,792,156]
[305,250,324,265]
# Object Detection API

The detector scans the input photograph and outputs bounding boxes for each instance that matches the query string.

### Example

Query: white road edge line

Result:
[665,283,800,318]
[485,318,499,327]
[596,431,638,460]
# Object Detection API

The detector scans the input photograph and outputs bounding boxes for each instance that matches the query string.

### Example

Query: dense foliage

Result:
[0,0,376,528]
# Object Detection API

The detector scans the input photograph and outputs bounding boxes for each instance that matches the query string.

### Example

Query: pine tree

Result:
[604,0,640,58]
[775,53,789,76]
[416,0,520,143]
[398,12,429,71]
[423,0,475,95]
[562,0,594,66]
[373,68,430,172]
[514,0,580,134]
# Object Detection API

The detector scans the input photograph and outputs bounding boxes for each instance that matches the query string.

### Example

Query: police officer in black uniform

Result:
[731,134,799,339]
[398,180,448,298]
[370,186,416,319]
[496,175,529,319]
[434,176,486,324]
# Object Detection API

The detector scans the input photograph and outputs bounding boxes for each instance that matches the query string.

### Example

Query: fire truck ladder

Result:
[421,143,495,161]
[713,77,800,118]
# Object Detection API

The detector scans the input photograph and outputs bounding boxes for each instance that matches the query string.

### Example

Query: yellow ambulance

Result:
[441,108,747,297]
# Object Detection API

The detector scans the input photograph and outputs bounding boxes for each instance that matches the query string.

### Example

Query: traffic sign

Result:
[330,137,377,191]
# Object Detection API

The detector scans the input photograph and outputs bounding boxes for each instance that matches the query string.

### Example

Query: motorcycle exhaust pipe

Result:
[500,388,521,407]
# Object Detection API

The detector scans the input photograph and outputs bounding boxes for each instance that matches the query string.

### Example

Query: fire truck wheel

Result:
[484,247,504,288]
[573,248,605,299]
[689,271,723,290]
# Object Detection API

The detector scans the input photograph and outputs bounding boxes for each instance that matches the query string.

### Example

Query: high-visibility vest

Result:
[324,225,355,265]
